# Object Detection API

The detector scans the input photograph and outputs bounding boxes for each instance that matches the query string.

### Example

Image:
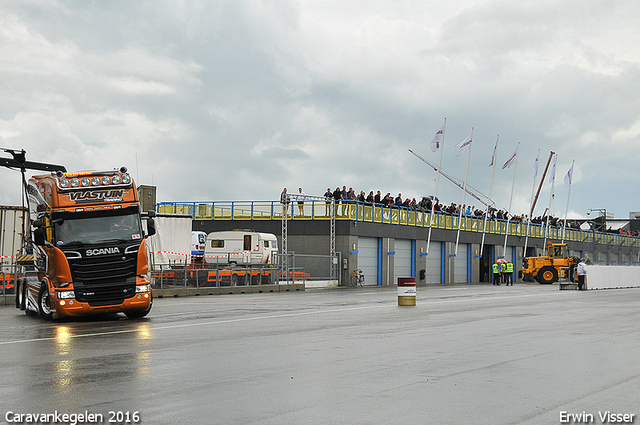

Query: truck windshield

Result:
[52,207,142,247]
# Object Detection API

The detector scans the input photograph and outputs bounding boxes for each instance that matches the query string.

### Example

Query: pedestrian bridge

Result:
[157,200,638,247]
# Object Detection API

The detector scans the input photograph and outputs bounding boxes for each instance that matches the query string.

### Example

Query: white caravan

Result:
[204,230,278,266]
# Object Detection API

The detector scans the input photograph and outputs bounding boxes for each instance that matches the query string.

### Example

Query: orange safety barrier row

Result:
[0,274,15,289]
[206,270,271,282]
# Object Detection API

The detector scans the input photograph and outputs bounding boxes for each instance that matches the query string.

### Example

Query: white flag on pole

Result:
[502,147,518,169]
[489,139,498,167]
[549,160,556,183]
[430,126,444,152]
[456,133,472,156]
[564,162,574,187]
[533,151,540,178]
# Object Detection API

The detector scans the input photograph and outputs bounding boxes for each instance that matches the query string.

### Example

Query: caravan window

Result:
[210,240,224,248]
[264,241,270,248]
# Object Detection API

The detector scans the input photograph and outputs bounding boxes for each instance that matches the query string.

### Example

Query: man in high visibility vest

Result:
[505,261,514,286]
[492,262,501,285]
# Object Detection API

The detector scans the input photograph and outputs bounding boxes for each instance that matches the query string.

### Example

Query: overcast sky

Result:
[1,0,639,221]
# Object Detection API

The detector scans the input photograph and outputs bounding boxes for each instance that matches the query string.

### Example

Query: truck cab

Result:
[18,168,156,320]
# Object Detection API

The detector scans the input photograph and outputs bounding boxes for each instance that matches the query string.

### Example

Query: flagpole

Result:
[543,153,557,254]
[523,149,540,260]
[561,159,575,244]
[503,142,520,256]
[427,117,446,255]
[480,134,499,257]
[455,127,473,256]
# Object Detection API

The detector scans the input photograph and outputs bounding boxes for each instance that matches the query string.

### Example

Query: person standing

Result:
[333,187,342,215]
[505,261,514,286]
[296,187,306,216]
[492,262,501,285]
[280,188,289,216]
[374,190,381,204]
[324,188,333,216]
[577,258,587,290]
[341,186,349,215]
[366,191,374,204]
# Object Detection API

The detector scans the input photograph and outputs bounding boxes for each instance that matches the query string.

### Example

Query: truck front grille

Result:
[74,280,137,306]
[69,253,137,285]
[67,249,138,306]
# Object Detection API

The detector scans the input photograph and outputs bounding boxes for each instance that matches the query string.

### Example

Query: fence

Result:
[275,252,341,286]
[1,267,16,306]
[1,263,39,306]
[157,200,640,247]
[150,252,340,289]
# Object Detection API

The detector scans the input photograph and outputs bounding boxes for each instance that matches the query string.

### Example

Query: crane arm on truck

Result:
[1,148,68,259]
[1,148,67,172]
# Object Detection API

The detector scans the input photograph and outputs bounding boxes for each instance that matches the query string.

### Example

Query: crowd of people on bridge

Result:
[280,186,639,237]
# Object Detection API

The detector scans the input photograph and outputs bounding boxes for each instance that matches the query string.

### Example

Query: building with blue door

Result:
[159,200,640,286]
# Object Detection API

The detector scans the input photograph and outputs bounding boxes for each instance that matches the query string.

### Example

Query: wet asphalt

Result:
[1,284,639,425]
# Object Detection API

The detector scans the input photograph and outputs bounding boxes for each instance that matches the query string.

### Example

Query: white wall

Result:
[585,265,640,290]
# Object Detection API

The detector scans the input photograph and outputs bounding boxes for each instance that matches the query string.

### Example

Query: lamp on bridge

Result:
[587,208,607,232]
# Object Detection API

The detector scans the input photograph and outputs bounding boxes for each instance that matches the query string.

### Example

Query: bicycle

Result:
[350,269,365,287]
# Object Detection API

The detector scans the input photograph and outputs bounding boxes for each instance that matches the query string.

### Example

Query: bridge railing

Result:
[156,201,640,247]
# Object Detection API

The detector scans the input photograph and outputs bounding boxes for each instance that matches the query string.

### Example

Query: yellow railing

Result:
[156,201,640,247]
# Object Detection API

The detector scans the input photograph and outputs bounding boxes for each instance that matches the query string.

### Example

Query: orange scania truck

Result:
[15,167,156,321]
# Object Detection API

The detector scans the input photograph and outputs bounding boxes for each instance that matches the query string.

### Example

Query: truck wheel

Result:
[15,279,21,309]
[537,266,558,284]
[125,294,152,319]
[38,283,54,321]
[21,281,28,311]
[19,280,28,311]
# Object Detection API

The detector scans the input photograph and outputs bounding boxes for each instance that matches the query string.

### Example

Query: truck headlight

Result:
[136,284,151,293]
[57,290,76,299]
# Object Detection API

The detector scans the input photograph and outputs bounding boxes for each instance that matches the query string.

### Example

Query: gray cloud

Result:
[1,0,639,219]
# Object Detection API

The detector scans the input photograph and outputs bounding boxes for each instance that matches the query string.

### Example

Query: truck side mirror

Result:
[146,217,156,237]
[34,227,46,246]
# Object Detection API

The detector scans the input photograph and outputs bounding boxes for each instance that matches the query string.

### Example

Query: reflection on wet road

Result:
[2,285,640,424]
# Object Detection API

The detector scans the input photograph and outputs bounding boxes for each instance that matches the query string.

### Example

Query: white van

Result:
[191,231,207,257]
[204,230,278,266]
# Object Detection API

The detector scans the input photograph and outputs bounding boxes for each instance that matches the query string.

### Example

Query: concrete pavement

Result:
[1,284,639,424]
